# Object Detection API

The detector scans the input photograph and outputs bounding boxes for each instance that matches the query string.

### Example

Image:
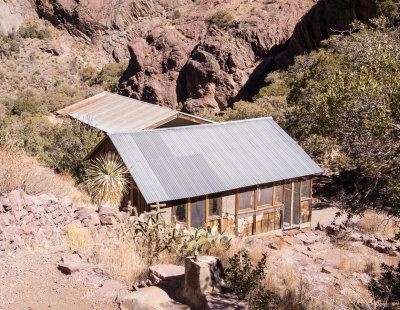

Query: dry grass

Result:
[65,224,94,254]
[357,211,399,239]
[0,145,91,205]
[65,223,181,285]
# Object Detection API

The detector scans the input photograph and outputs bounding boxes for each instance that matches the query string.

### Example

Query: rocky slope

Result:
[1,0,378,113]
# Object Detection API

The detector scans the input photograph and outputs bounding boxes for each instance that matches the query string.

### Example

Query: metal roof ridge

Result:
[108,117,274,136]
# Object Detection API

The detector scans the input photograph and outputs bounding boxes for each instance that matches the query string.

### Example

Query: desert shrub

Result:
[0,142,91,203]
[0,35,20,57]
[18,20,52,40]
[172,10,181,19]
[0,144,33,194]
[225,250,275,309]
[357,211,399,239]
[82,66,99,85]
[84,153,129,208]
[96,61,128,91]
[369,262,400,309]
[207,11,234,29]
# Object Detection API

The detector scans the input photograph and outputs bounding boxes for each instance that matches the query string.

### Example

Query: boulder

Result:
[148,264,184,287]
[120,286,184,310]
[180,256,223,309]
[58,261,93,275]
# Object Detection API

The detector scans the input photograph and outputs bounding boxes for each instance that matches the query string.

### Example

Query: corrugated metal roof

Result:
[57,91,210,133]
[109,117,323,204]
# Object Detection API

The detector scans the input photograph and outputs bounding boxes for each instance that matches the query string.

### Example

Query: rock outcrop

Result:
[0,0,37,36]
[1,0,379,112]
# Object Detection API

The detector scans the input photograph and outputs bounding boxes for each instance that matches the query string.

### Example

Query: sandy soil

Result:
[0,248,120,310]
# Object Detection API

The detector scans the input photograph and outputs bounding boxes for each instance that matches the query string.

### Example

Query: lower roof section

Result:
[109,117,323,204]
[57,91,210,133]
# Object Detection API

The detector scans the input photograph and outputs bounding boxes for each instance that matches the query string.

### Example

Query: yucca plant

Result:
[85,152,129,208]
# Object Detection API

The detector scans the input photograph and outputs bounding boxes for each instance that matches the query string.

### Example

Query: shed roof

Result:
[56,91,210,133]
[109,117,323,204]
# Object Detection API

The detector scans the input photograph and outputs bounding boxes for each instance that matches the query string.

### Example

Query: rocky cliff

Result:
[2,0,378,113]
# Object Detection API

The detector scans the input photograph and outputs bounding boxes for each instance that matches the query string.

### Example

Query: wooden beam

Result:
[177,113,211,124]
[83,135,108,160]
[290,181,294,226]
[272,183,276,206]
[144,114,179,130]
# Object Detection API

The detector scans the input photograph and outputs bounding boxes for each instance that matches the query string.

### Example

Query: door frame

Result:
[283,179,301,230]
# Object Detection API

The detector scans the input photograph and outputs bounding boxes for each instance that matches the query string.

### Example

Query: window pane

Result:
[301,178,311,199]
[257,184,273,206]
[209,194,221,217]
[175,200,187,222]
[191,197,206,228]
[238,189,254,211]
[275,184,283,204]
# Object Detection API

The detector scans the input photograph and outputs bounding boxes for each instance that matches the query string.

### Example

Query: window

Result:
[301,178,311,199]
[237,189,254,211]
[174,200,188,223]
[191,197,206,228]
[275,183,283,205]
[209,194,222,217]
[257,184,273,207]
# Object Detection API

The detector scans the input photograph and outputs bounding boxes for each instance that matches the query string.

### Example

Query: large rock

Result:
[0,0,37,36]
[180,256,223,309]
[149,264,185,288]
[120,286,189,310]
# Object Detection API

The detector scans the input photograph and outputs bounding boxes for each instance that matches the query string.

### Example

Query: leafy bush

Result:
[85,153,129,208]
[82,66,99,85]
[172,10,181,19]
[369,262,400,309]
[207,11,234,29]
[225,250,275,309]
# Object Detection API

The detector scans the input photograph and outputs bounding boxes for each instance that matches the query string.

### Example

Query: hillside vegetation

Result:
[206,12,399,218]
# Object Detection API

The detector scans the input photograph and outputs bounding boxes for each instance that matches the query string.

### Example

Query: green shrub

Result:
[225,250,275,309]
[18,22,52,40]
[82,66,99,85]
[207,11,234,29]
[172,10,181,20]
[369,262,400,309]
[96,61,128,91]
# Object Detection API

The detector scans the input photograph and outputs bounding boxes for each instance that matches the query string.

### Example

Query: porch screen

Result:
[209,194,222,217]
[301,178,311,199]
[191,197,206,228]
[238,189,254,211]
[275,183,283,204]
[257,184,273,207]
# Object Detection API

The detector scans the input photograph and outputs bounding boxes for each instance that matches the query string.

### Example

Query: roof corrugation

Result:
[57,91,207,133]
[109,117,323,204]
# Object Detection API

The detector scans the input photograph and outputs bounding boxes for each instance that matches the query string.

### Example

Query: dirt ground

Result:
[0,247,120,310]
[0,207,396,310]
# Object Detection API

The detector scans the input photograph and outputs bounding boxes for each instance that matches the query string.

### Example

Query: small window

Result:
[209,194,222,217]
[301,178,311,199]
[174,200,188,223]
[275,183,284,205]
[257,184,273,207]
[191,197,206,228]
[238,189,254,211]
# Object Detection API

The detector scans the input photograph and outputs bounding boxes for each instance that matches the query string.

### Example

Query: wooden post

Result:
[272,183,276,206]
[187,198,191,228]
[235,192,239,235]
[205,195,209,227]
[290,181,294,227]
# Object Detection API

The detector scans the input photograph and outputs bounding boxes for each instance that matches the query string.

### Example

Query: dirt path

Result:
[0,248,120,310]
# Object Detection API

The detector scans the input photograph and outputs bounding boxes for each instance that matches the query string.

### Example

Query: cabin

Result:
[86,117,322,236]
[56,91,211,133]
